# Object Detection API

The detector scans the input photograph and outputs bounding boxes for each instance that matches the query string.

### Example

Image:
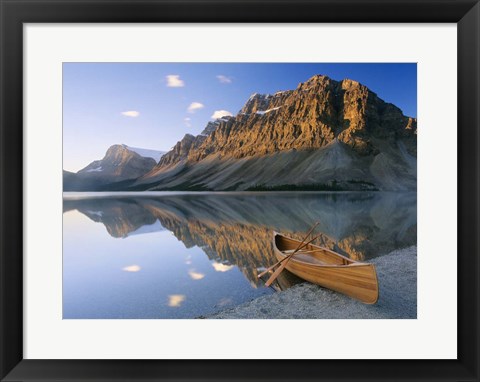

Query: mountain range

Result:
[64,74,417,192]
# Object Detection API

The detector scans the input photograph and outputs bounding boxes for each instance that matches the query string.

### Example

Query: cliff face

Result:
[137,74,416,191]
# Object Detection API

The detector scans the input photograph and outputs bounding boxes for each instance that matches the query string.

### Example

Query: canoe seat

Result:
[294,253,326,265]
[282,251,327,265]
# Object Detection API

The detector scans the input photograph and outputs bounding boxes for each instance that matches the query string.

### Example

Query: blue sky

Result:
[63,63,416,172]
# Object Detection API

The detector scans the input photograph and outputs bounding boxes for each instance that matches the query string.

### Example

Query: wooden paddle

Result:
[257,235,320,279]
[264,234,320,287]
[257,222,319,279]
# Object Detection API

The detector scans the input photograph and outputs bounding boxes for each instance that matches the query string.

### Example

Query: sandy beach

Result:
[205,246,417,319]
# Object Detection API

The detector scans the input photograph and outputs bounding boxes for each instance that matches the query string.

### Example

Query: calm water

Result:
[63,192,416,319]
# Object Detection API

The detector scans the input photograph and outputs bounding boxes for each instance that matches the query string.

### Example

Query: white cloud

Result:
[184,117,192,128]
[187,102,204,113]
[166,74,185,87]
[168,294,186,307]
[211,110,233,119]
[121,111,140,117]
[217,75,232,84]
[212,262,234,272]
[122,264,141,272]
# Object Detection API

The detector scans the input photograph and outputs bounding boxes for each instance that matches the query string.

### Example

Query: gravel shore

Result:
[207,246,417,319]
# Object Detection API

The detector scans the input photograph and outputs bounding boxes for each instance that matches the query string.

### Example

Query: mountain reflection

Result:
[64,192,416,287]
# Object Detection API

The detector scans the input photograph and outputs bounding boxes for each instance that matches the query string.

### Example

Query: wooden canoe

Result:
[273,232,379,304]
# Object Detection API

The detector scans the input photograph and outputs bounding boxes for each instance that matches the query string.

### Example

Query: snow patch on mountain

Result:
[124,145,165,162]
[86,166,103,172]
[256,106,282,115]
[127,220,165,237]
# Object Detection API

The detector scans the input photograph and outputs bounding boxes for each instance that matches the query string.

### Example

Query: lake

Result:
[63,192,416,319]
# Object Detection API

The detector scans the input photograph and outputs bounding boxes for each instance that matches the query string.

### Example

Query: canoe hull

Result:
[273,233,379,304]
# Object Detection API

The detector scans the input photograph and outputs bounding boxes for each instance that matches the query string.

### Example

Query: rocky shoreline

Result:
[205,246,417,319]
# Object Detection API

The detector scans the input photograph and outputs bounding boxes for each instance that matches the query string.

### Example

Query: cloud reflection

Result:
[212,262,234,272]
[122,265,141,272]
[168,294,186,307]
[188,269,205,280]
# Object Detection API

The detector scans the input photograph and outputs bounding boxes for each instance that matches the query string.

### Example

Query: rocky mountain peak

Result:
[201,121,220,136]
[340,78,363,90]
[158,133,200,167]
[105,143,130,157]
[296,74,333,90]
[295,74,370,97]
[239,93,272,115]
[201,116,235,136]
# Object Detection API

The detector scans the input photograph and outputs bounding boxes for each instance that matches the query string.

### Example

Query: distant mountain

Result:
[63,144,165,191]
[132,74,416,191]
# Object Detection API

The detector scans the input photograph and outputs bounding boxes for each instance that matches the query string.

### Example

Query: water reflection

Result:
[168,295,186,307]
[63,192,416,318]
[122,264,141,272]
[64,192,416,259]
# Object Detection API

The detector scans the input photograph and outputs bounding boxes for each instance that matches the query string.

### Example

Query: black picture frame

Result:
[1,0,479,381]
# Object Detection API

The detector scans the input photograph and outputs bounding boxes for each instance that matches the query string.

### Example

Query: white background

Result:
[24,24,457,359]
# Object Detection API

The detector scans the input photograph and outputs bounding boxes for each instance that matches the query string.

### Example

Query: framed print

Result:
[0,0,479,381]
